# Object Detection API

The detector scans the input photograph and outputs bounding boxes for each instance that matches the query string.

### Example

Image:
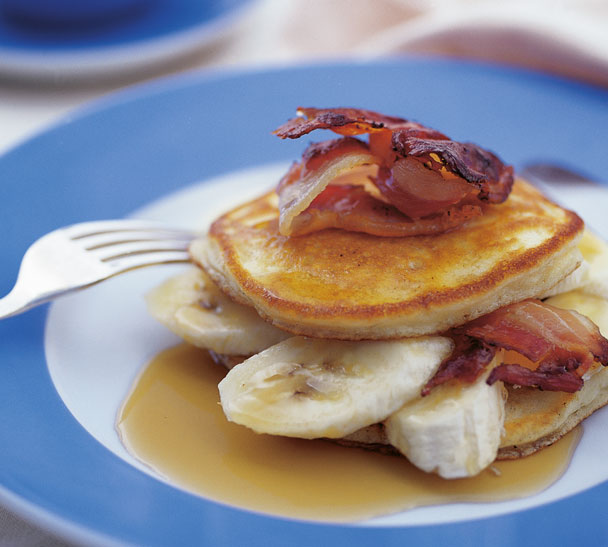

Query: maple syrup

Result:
[117,343,580,523]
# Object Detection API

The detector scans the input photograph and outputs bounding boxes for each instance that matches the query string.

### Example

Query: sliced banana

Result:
[218,335,453,439]
[577,229,608,299]
[146,267,289,355]
[543,260,590,298]
[384,353,506,479]
[546,290,608,338]
[544,230,608,298]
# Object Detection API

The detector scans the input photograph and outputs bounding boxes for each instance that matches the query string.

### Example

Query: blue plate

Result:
[0,0,253,78]
[1,59,608,546]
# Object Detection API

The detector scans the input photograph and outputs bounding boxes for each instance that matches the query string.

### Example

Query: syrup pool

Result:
[117,343,580,523]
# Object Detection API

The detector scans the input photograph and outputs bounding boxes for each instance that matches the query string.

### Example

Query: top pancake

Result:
[192,179,584,340]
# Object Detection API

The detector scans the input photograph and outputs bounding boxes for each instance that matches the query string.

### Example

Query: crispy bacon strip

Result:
[488,363,584,392]
[373,161,479,218]
[392,134,514,204]
[273,108,510,193]
[421,338,497,396]
[273,107,514,231]
[273,107,443,139]
[289,184,482,237]
[467,299,608,392]
[277,138,379,236]
[464,300,608,375]
[424,299,608,395]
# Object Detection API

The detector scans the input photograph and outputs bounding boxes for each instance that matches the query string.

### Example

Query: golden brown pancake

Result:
[192,179,584,340]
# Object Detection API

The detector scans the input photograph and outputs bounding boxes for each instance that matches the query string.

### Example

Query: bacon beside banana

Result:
[423,299,608,395]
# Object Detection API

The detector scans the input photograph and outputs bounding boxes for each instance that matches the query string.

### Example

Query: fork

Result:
[520,163,601,192]
[0,219,195,319]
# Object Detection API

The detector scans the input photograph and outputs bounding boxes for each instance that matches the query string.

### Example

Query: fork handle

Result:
[0,288,46,319]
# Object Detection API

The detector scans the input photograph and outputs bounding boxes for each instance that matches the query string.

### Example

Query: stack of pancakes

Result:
[148,175,608,478]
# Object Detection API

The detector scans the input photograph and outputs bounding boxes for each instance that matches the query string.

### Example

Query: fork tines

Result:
[63,219,193,240]
[63,219,194,266]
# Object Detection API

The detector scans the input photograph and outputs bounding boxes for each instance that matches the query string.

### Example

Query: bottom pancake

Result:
[499,366,608,459]
[338,364,608,461]
[499,290,608,458]
[207,343,608,463]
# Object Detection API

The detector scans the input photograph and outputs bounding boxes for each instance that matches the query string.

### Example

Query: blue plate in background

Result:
[0,0,253,79]
[0,59,608,546]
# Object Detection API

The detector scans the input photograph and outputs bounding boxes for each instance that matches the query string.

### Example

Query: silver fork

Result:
[0,219,195,319]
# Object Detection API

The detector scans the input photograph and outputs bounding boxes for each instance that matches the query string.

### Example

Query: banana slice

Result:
[146,267,289,355]
[218,335,453,439]
[577,229,608,299]
[544,229,608,298]
[384,353,506,479]
[546,290,608,338]
[542,260,590,298]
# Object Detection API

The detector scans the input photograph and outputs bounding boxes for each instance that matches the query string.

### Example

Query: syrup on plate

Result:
[117,343,580,523]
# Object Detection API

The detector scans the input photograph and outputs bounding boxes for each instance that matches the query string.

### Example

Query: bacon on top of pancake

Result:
[273,107,514,237]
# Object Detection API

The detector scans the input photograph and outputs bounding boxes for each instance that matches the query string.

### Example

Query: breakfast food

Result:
[147,107,608,479]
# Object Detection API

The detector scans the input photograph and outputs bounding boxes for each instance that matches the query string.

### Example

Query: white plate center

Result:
[44,164,608,526]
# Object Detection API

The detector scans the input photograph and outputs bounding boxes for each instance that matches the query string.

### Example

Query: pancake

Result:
[149,226,608,476]
[146,105,607,479]
[192,178,584,340]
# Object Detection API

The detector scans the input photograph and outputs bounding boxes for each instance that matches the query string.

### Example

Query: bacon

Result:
[277,136,483,237]
[423,299,608,395]
[277,138,379,236]
[463,300,608,375]
[373,160,478,218]
[487,363,584,392]
[466,299,608,392]
[273,107,514,236]
[421,337,497,396]
[300,137,373,177]
[392,134,514,204]
[277,138,373,195]
[288,184,482,238]
[273,107,443,139]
